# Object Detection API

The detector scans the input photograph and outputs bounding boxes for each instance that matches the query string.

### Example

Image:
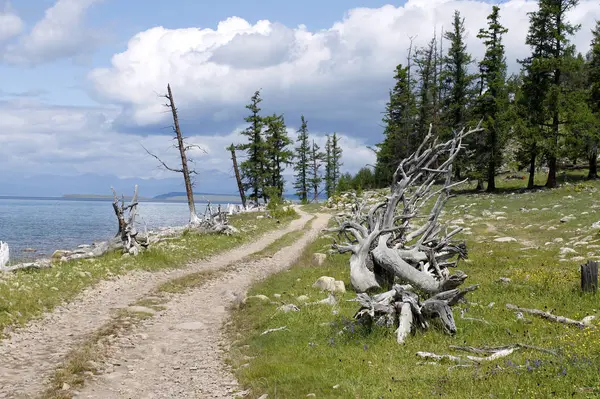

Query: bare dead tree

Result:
[330,122,483,343]
[228,143,246,208]
[111,185,149,255]
[144,84,204,225]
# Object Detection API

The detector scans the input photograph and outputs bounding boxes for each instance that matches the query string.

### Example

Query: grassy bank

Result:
[228,178,600,398]
[0,211,298,335]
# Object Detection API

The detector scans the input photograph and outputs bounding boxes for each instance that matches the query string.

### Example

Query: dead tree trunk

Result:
[111,185,149,255]
[166,84,200,224]
[581,260,598,293]
[0,241,9,268]
[144,84,205,225]
[330,122,483,343]
[228,144,247,208]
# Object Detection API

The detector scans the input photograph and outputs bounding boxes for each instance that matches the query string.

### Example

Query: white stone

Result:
[494,237,517,243]
[312,253,327,266]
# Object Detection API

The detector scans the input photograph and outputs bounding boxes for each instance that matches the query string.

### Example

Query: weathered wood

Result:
[0,241,9,268]
[228,144,246,208]
[506,304,586,328]
[580,260,598,293]
[112,186,149,255]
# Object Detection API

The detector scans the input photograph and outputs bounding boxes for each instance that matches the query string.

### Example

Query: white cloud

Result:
[0,101,372,193]
[89,0,600,134]
[4,0,104,65]
[0,3,23,41]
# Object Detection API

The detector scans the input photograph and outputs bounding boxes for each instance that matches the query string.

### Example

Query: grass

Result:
[245,216,316,261]
[228,173,600,399]
[0,211,298,336]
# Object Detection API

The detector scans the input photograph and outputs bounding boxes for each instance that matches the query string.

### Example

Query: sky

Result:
[0,0,599,197]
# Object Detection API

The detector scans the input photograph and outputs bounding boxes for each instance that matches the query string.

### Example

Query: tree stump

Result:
[580,260,598,293]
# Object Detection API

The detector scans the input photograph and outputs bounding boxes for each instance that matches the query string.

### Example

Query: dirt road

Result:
[0,209,328,398]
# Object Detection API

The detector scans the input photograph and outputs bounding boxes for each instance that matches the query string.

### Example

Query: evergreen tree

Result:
[293,115,311,203]
[374,64,416,186]
[307,140,325,202]
[414,36,439,145]
[331,132,343,193]
[475,5,509,192]
[587,21,600,178]
[325,135,333,197]
[239,90,267,202]
[519,0,581,188]
[442,10,477,179]
[264,113,293,199]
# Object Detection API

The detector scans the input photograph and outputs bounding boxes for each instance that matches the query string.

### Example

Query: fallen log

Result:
[505,304,589,328]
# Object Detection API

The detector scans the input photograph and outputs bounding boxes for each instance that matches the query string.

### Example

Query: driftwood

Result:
[506,304,593,328]
[196,202,239,235]
[331,123,483,343]
[417,343,558,364]
[112,185,149,256]
[0,241,8,269]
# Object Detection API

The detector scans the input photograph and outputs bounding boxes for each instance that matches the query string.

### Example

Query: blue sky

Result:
[0,0,599,196]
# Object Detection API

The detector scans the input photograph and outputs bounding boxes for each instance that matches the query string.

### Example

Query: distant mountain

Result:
[154,192,242,203]
[0,170,238,197]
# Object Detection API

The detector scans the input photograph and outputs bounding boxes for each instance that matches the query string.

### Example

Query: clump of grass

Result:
[228,177,600,399]
[0,212,298,336]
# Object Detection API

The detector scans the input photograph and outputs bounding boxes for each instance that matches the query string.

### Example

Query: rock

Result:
[175,321,206,330]
[297,295,310,302]
[494,237,517,243]
[498,277,511,284]
[277,304,300,313]
[559,247,577,255]
[560,216,576,223]
[592,221,600,229]
[317,294,338,306]
[333,384,340,389]
[553,238,564,243]
[22,248,36,253]
[127,306,156,315]
[333,281,346,293]
[273,294,282,299]
[306,394,316,398]
[52,250,71,259]
[62,383,70,391]
[312,276,346,293]
[258,395,269,399]
[312,253,327,266]
[582,316,596,327]
[312,276,336,291]
[245,294,270,302]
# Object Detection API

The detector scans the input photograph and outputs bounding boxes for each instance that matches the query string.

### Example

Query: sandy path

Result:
[0,210,314,399]
[76,212,330,399]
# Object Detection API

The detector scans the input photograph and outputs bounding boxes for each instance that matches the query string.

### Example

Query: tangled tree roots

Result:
[330,122,484,343]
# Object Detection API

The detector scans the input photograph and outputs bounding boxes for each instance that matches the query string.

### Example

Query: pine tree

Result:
[414,36,439,145]
[325,135,333,197]
[293,115,310,203]
[587,21,600,178]
[475,5,509,192]
[442,10,477,179]
[239,90,267,202]
[307,140,325,202]
[374,64,416,186]
[331,133,343,194]
[519,0,581,188]
[264,113,293,199]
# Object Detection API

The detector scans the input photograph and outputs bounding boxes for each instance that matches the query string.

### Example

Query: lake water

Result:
[0,199,213,262]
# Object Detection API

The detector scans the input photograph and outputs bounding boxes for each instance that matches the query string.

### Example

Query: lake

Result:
[0,198,215,262]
